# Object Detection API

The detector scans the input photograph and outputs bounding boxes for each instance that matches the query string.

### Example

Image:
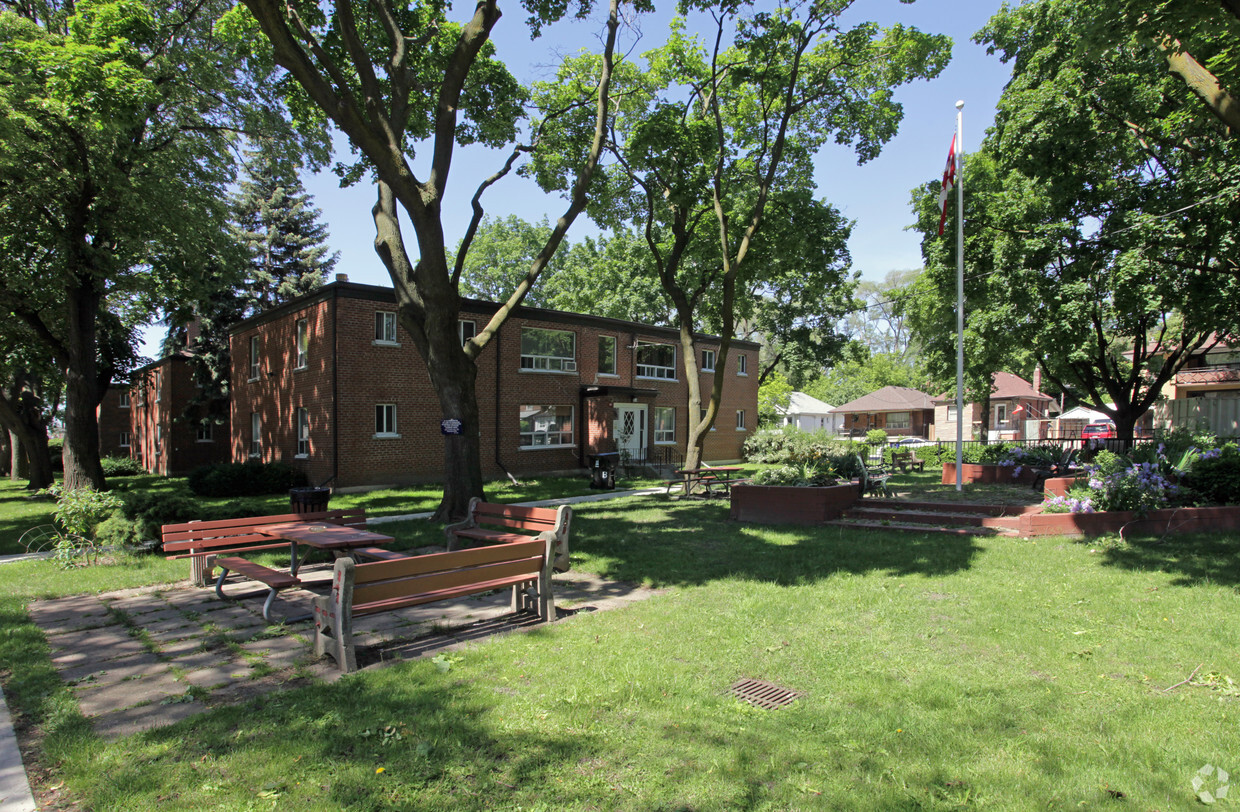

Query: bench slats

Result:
[471,502,560,531]
[453,528,535,545]
[167,540,292,559]
[162,509,365,537]
[353,540,544,583]
[352,574,537,617]
[353,556,543,607]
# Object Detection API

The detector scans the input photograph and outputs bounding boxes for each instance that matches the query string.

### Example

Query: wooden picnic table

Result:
[255,521,396,576]
[666,466,745,498]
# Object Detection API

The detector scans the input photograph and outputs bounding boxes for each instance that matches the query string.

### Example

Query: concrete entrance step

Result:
[825,517,1019,537]
[845,506,1023,531]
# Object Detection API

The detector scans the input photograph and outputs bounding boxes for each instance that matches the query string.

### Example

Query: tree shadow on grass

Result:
[568,498,982,588]
[1093,531,1240,588]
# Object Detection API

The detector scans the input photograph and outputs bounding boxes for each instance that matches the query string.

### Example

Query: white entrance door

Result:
[614,404,647,463]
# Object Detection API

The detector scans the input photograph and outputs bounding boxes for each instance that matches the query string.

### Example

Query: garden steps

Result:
[832,499,1038,536]
[825,517,1019,537]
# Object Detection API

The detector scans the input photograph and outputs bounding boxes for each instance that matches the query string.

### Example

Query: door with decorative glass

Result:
[613,404,647,467]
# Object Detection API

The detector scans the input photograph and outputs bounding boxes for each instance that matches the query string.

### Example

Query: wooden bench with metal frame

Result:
[444,497,572,573]
[312,538,557,672]
[891,448,926,473]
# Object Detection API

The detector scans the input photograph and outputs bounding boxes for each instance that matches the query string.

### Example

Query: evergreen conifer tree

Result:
[232,150,339,313]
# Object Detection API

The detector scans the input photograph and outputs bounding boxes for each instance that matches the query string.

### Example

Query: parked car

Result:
[1080,422,1116,440]
[890,437,935,447]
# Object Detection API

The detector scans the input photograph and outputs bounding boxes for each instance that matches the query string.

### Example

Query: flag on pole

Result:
[937,134,957,235]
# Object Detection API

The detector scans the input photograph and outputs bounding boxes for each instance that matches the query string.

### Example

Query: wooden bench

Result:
[891,448,926,473]
[313,538,556,672]
[444,498,572,573]
[162,509,368,622]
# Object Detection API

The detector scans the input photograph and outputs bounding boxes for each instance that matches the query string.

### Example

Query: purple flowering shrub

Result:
[1078,450,1182,516]
[1183,443,1240,505]
[1041,494,1095,514]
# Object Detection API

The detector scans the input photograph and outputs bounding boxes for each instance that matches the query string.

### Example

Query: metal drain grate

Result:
[728,678,804,710]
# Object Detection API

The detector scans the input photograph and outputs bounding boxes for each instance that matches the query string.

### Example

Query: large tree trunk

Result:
[427,343,484,523]
[0,396,53,490]
[62,278,106,491]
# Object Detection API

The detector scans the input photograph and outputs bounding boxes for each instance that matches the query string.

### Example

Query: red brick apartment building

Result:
[97,353,231,475]
[229,279,760,488]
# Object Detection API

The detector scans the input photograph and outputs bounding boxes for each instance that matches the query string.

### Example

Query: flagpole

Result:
[954,100,965,491]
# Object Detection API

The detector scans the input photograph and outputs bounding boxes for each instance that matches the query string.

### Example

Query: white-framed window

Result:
[154,373,162,403]
[654,406,676,444]
[196,423,213,442]
[118,431,130,448]
[296,408,310,456]
[701,349,716,372]
[995,403,1008,427]
[118,391,130,408]
[375,404,398,437]
[155,425,162,455]
[295,318,309,369]
[598,335,617,376]
[736,410,746,430]
[520,327,577,372]
[736,353,748,376]
[947,404,958,421]
[887,411,911,430]
[250,412,261,458]
[699,409,717,431]
[459,320,476,346]
[636,341,676,380]
[375,311,398,345]
[135,383,146,407]
[519,405,574,448]
[249,336,261,381]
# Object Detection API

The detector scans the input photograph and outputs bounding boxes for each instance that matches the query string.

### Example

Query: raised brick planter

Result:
[1015,504,1240,537]
[730,482,862,525]
[1043,476,1086,498]
[942,462,1041,487]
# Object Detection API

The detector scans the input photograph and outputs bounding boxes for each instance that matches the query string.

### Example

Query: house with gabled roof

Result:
[775,392,842,433]
[832,386,935,438]
[932,371,1058,442]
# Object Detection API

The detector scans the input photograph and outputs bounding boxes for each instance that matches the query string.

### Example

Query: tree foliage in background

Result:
[841,269,919,359]
[238,0,629,519]
[757,370,794,428]
[532,0,949,471]
[907,0,1240,445]
[0,0,318,490]
[906,151,1033,439]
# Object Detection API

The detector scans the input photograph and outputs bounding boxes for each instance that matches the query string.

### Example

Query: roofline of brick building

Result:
[226,279,761,350]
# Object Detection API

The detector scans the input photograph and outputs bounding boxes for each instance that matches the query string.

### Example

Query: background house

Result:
[1150,335,1240,435]
[832,386,934,438]
[776,392,842,433]
[229,279,760,488]
[932,371,1058,442]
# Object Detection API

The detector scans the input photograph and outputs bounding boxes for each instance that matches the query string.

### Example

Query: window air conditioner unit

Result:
[562,360,577,372]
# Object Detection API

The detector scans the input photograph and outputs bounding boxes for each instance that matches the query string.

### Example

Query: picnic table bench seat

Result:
[445,498,572,573]
[313,537,557,672]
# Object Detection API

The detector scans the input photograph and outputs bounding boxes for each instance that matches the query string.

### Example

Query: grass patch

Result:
[2,492,1237,809]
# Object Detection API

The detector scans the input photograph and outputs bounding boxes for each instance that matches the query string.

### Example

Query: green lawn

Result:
[1,489,1237,810]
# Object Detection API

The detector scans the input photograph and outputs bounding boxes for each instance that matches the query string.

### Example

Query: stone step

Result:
[824,518,1019,537]
[860,498,1041,517]
[845,507,1023,531]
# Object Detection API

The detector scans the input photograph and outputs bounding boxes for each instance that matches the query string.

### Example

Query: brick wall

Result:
[96,387,131,459]
[230,283,760,488]
[128,356,230,475]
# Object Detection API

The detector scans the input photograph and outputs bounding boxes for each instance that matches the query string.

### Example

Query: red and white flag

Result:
[937,134,956,236]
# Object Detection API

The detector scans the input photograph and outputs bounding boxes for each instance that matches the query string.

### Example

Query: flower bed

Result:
[942,462,1041,487]
[730,483,862,525]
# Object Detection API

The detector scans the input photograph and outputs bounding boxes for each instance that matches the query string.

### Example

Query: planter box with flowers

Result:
[941,462,1041,487]
[1026,441,1240,536]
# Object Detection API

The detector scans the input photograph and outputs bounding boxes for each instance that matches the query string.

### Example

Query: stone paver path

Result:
[28,563,660,741]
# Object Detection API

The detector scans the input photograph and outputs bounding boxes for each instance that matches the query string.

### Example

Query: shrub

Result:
[742,427,863,466]
[751,460,837,487]
[1183,444,1240,505]
[865,429,888,445]
[188,461,308,497]
[101,455,145,477]
[1080,450,1181,516]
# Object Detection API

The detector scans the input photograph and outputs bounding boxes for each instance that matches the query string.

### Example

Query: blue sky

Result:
[299,0,1014,290]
